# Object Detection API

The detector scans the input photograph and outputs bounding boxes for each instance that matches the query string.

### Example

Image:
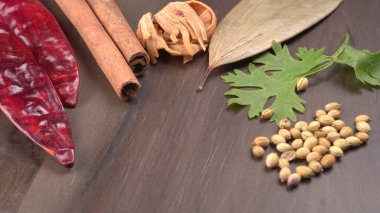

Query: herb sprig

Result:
[222,34,380,125]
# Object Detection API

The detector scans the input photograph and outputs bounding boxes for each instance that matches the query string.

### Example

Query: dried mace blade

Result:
[197,0,343,92]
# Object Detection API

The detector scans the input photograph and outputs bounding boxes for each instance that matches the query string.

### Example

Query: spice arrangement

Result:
[0,0,78,167]
[198,0,342,91]
[55,0,149,100]
[251,102,371,187]
[223,34,380,125]
[136,1,217,64]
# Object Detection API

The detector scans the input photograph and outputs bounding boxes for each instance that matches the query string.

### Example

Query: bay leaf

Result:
[197,0,343,91]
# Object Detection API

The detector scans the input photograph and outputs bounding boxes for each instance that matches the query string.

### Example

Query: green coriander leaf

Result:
[223,64,305,124]
[335,45,380,86]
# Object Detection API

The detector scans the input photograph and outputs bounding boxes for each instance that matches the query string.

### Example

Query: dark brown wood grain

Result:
[0,0,380,212]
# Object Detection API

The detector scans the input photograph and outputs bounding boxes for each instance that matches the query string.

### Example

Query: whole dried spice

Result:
[295,147,310,160]
[291,139,303,149]
[200,0,343,91]
[318,115,335,126]
[290,128,301,139]
[332,120,346,131]
[252,136,270,147]
[329,146,344,158]
[355,115,371,123]
[333,138,350,150]
[320,154,336,169]
[325,102,341,111]
[308,161,323,174]
[339,126,353,138]
[278,158,290,169]
[315,110,326,118]
[346,136,362,147]
[296,166,314,179]
[271,134,286,145]
[279,167,291,183]
[295,121,308,131]
[327,110,341,119]
[355,132,369,143]
[252,146,265,158]
[356,121,371,133]
[287,173,301,187]
[136,1,217,64]
[278,129,292,140]
[303,137,318,150]
[321,126,337,134]
[301,131,314,140]
[261,108,274,120]
[326,132,341,142]
[318,138,331,148]
[314,131,327,138]
[296,77,308,92]
[307,121,321,132]
[266,153,279,168]
[276,143,293,153]
[306,152,322,163]
[312,145,328,155]
[279,119,291,129]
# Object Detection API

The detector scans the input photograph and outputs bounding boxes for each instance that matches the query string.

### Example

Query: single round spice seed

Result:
[318,115,335,126]
[308,161,323,174]
[271,134,286,145]
[307,121,320,132]
[321,126,337,134]
[287,173,301,187]
[296,77,308,92]
[296,165,314,179]
[346,136,362,147]
[279,119,291,129]
[278,129,292,140]
[303,137,318,150]
[252,146,265,158]
[301,131,314,140]
[329,146,344,157]
[276,143,293,153]
[266,153,279,168]
[278,157,290,169]
[332,120,345,131]
[315,109,326,118]
[327,109,341,119]
[312,145,328,155]
[355,132,369,142]
[327,132,341,142]
[279,167,291,183]
[314,131,327,138]
[318,138,331,148]
[333,138,350,150]
[290,128,301,139]
[321,154,336,169]
[325,102,341,111]
[355,115,371,123]
[291,139,303,149]
[253,136,270,147]
[281,151,296,161]
[356,121,371,133]
[339,126,353,138]
[295,121,308,131]
[306,152,322,163]
[261,108,273,120]
[295,147,310,159]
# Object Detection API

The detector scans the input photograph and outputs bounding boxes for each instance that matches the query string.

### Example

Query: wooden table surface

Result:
[1,0,380,212]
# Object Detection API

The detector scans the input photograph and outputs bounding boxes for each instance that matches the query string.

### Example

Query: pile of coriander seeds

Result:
[251,102,372,187]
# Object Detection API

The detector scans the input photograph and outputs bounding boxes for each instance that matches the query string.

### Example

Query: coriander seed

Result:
[355,115,371,123]
[271,134,286,145]
[326,132,341,142]
[315,109,326,118]
[278,157,290,169]
[320,154,336,169]
[252,146,265,158]
[279,119,291,129]
[339,126,353,138]
[333,138,350,150]
[355,132,369,143]
[307,121,320,132]
[329,146,344,157]
[346,136,362,147]
[312,145,328,155]
[301,131,314,140]
[296,77,308,92]
[278,129,292,140]
[356,121,371,133]
[308,161,323,174]
[318,138,331,148]
[303,137,318,150]
[276,143,293,153]
[287,173,301,187]
[253,136,270,147]
[261,108,273,120]
[295,147,310,159]
[318,115,335,126]
[291,139,303,149]
[281,151,296,161]
[327,109,341,119]
[290,128,301,139]
[279,167,291,182]
[295,121,308,131]
[325,102,341,111]
[266,153,279,168]
[296,165,314,179]
[306,152,322,163]
[332,120,345,131]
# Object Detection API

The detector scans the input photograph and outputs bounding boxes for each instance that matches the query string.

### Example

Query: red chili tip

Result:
[54,148,75,168]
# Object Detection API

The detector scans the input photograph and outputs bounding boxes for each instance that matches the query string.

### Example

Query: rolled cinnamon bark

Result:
[86,0,150,77]
[55,0,140,100]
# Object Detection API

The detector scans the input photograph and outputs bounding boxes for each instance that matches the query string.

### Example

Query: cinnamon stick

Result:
[86,0,150,77]
[55,0,140,100]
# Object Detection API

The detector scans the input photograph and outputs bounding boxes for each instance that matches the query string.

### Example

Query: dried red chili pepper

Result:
[0,23,75,167]
[0,0,79,107]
